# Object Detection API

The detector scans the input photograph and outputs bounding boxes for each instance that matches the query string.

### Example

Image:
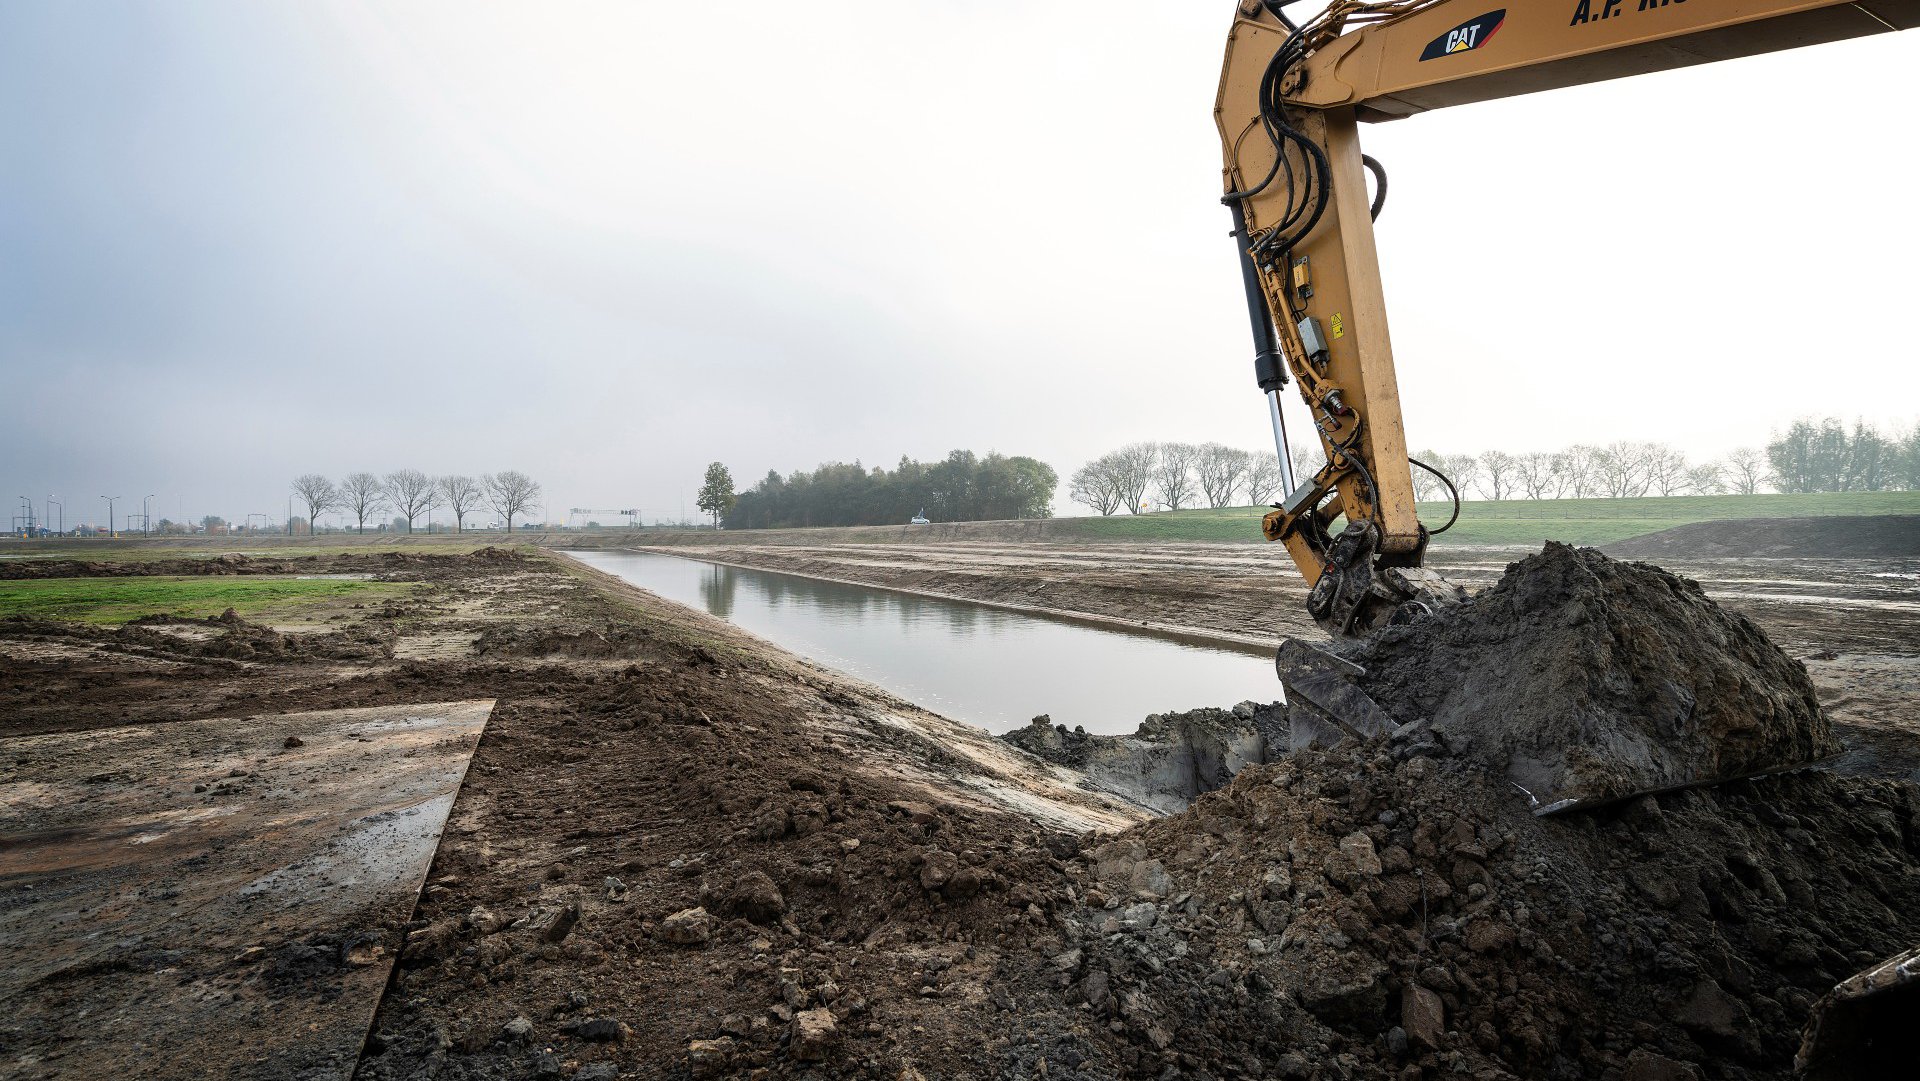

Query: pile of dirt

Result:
[1606,515,1920,561]
[1057,733,1920,1079]
[0,548,528,581]
[471,622,652,660]
[3,608,395,666]
[1339,543,1836,810]
[1004,704,1284,814]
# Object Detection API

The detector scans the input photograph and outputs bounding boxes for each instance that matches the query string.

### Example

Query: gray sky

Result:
[4,2,1916,528]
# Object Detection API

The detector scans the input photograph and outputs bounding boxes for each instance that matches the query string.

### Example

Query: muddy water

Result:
[570,549,1276,735]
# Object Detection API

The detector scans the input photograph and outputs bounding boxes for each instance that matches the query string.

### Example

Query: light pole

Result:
[101,495,120,538]
[144,494,156,538]
[48,496,61,536]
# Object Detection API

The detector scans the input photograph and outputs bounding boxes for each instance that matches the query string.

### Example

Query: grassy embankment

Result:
[1054,491,1920,547]
[0,575,423,625]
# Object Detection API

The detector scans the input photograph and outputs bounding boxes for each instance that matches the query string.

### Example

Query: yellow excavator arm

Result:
[1219,0,1917,635]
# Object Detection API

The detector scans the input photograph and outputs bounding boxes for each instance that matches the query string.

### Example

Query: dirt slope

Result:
[1606,515,1920,560]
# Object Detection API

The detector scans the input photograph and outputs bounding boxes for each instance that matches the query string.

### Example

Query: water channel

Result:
[568,549,1277,735]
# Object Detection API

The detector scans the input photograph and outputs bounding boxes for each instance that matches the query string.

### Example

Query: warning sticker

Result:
[1330,313,1345,340]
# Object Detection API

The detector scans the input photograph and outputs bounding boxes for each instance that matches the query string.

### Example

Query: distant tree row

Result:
[1765,418,1920,493]
[1071,442,1286,515]
[724,450,1056,529]
[289,470,543,533]
[1069,419,1917,513]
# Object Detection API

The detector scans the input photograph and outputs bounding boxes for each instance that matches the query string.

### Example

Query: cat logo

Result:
[1419,9,1505,60]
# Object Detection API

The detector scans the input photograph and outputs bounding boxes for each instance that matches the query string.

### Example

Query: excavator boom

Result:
[1218,0,1917,635]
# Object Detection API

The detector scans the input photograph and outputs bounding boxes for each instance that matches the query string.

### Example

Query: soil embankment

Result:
[1606,514,1920,560]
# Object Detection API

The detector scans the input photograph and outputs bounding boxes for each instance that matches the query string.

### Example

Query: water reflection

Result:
[570,549,1276,736]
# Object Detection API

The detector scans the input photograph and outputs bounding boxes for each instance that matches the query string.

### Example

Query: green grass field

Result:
[1051,491,1920,547]
[0,576,420,624]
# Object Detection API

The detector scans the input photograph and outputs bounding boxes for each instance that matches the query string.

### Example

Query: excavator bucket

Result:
[1274,545,1840,814]
[1796,945,1920,1079]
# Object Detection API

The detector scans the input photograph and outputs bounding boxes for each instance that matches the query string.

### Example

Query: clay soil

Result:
[5,540,1920,1080]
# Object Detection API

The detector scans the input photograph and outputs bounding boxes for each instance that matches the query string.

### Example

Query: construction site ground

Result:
[2,532,1918,1080]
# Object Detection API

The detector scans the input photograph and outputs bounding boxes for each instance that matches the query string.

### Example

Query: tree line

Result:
[290,470,543,533]
[724,450,1056,529]
[1071,442,1287,515]
[1070,417,1918,514]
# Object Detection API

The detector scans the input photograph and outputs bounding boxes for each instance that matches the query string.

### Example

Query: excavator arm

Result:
[1218,0,1918,636]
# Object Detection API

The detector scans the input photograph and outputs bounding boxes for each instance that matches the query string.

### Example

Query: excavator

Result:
[1216,3,1916,1068]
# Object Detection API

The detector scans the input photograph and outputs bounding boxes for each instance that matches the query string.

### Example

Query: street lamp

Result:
[144,494,156,538]
[48,496,61,536]
[101,495,120,538]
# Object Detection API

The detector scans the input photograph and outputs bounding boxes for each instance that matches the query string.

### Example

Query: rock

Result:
[687,1037,736,1078]
[502,1016,535,1043]
[790,1008,838,1062]
[1129,859,1173,900]
[574,1018,630,1043]
[469,905,510,935]
[919,849,959,891]
[402,918,460,962]
[603,876,628,902]
[946,866,984,899]
[282,735,304,748]
[1339,832,1382,875]
[657,907,714,945]
[703,870,786,924]
[1465,919,1516,954]
[1262,864,1292,900]
[1676,979,1748,1040]
[533,900,582,943]
[1624,1050,1703,1081]
[1402,983,1446,1050]
[573,1065,620,1081]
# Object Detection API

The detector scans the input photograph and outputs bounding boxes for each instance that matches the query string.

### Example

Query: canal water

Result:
[568,549,1277,735]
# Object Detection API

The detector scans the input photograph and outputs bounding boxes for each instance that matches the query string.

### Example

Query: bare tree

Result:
[1595,441,1655,498]
[383,469,434,533]
[1069,456,1126,516]
[1686,462,1725,495]
[1478,450,1520,501]
[437,474,482,531]
[1515,452,1559,500]
[1560,445,1600,498]
[1245,452,1286,504]
[1645,443,1692,496]
[1151,442,1200,511]
[1291,440,1329,483]
[290,474,338,534]
[1111,442,1158,514]
[1194,443,1252,508]
[340,472,387,534]
[1409,448,1447,503]
[483,471,543,532]
[1723,447,1769,495]
[1444,453,1482,501]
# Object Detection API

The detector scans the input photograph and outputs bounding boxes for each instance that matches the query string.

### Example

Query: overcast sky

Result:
[4,2,1916,528]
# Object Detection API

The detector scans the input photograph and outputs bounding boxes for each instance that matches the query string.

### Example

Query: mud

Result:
[1342,544,1837,810]
[0,546,525,581]
[1004,704,1284,814]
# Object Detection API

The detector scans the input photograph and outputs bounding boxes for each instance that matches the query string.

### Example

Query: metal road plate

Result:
[0,700,493,1079]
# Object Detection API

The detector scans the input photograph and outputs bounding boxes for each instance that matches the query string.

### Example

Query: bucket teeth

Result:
[1275,639,1394,752]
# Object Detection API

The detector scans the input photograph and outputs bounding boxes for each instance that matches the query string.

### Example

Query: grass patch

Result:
[0,576,420,624]
[1052,490,1920,547]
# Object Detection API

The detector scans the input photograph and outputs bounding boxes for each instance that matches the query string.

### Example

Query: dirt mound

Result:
[1339,543,1835,810]
[1606,514,1920,560]
[1062,734,1920,1079]
[3,609,394,664]
[471,622,651,659]
[1004,704,1283,814]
